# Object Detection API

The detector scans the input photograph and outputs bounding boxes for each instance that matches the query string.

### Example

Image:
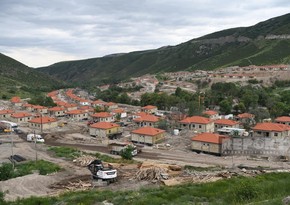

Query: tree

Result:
[120,145,134,160]
[219,99,232,114]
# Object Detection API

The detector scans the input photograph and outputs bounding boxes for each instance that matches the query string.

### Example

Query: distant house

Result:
[91,112,114,122]
[236,113,255,124]
[66,110,88,121]
[10,96,22,107]
[112,108,127,119]
[252,122,290,138]
[179,116,214,133]
[10,112,33,123]
[214,119,239,131]
[275,116,290,126]
[104,102,118,110]
[91,99,106,108]
[133,113,160,127]
[89,122,121,138]
[0,109,14,119]
[79,106,95,114]
[32,105,48,114]
[141,105,158,114]
[22,103,34,112]
[28,116,58,130]
[191,132,229,156]
[63,103,78,112]
[48,106,66,117]
[131,126,165,145]
[203,110,219,120]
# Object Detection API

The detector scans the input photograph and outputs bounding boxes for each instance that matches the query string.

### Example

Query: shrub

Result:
[120,145,134,160]
[0,163,14,181]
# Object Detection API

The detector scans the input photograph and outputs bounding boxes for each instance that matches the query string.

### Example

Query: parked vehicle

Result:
[0,120,18,132]
[87,159,117,184]
[27,133,45,143]
[108,142,139,156]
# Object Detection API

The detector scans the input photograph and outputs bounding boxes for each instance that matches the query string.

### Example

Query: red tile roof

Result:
[32,105,47,109]
[252,122,290,132]
[275,116,290,123]
[133,114,159,123]
[23,103,34,108]
[203,110,218,116]
[131,126,165,136]
[237,113,254,119]
[214,119,239,126]
[112,108,125,114]
[0,109,14,115]
[180,116,212,124]
[90,122,119,129]
[91,112,112,118]
[48,106,65,111]
[192,132,229,144]
[66,110,86,115]
[142,105,157,110]
[105,102,117,106]
[11,112,32,118]
[29,116,57,124]
[10,96,21,103]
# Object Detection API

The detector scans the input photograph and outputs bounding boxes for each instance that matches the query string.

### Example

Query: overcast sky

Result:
[0,0,289,68]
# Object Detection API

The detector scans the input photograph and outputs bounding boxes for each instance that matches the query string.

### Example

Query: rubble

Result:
[73,155,96,166]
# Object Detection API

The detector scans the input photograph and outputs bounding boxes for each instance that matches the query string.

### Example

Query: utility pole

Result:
[34,130,38,162]
[11,132,15,169]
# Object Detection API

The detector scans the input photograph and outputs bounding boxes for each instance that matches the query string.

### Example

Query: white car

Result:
[27,134,45,143]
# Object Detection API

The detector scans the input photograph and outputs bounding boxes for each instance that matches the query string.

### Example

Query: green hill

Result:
[37,13,290,85]
[0,53,65,98]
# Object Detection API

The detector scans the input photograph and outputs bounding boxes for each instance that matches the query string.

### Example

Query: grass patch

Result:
[95,152,136,164]
[0,160,61,181]
[48,146,82,160]
[184,165,223,172]
[5,172,290,204]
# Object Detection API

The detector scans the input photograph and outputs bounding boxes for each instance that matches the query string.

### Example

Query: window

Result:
[199,125,202,128]
[274,133,278,137]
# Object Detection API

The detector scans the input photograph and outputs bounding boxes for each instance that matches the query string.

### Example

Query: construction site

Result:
[1,120,290,202]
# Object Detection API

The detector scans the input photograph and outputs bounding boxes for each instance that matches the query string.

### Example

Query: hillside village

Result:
[1,56,290,205]
[2,62,290,158]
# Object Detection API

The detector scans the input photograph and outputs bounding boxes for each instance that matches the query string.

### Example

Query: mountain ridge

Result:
[11,13,290,85]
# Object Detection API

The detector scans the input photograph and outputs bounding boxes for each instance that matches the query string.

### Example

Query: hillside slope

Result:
[38,13,290,85]
[0,53,65,97]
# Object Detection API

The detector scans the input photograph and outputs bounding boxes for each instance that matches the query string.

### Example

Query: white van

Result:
[27,134,45,143]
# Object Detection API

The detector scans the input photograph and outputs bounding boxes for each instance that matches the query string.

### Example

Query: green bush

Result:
[48,146,82,160]
[120,145,134,160]
[0,163,14,181]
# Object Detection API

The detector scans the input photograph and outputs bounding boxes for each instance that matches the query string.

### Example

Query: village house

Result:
[28,116,58,131]
[203,110,219,120]
[10,96,22,107]
[32,105,48,114]
[22,103,34,112]
[89,122,121,138]
[112,108,127,119]
[63,103,78,112]
[91,112,114,122]
[236,113,255,124]
[66,110,88,121]
[0,109,14,119]
[252,122,290,138]
[79,106,95,115]
[179,116,214,133]
[104,102,118,111]
[91,99,106,108]
[131,126,165,145]
[274,116,290,126]
[10,112,33,123]
[133,113,160,127]
[141,105,158,114]
[191,132,229,156]
[214,119,240,131]
[48,106,66,117]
